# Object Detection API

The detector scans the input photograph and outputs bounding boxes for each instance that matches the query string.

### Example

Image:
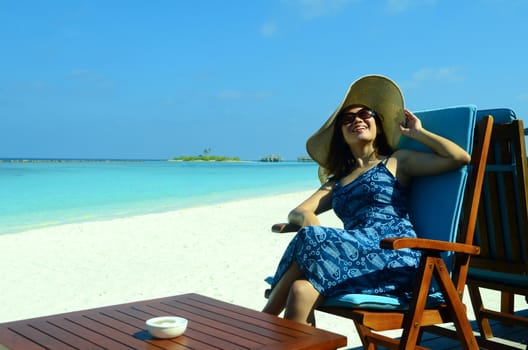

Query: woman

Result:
[262,75,471,326]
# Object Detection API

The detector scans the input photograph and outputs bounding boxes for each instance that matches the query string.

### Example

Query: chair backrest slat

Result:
[449,115,494,293]
[473,119,528,275]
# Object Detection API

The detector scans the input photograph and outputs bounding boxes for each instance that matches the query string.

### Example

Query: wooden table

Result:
[0,293,347,349]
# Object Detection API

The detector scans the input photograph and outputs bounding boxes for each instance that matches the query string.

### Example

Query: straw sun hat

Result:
[306,75,406,174]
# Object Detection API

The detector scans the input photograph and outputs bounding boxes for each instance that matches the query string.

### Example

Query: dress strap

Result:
[381,153,392,165]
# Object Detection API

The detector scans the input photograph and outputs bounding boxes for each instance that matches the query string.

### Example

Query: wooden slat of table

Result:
[156,294,346,350]
[161,297,302,341]
[178,295,310,335]
[22,319,106,350]
[3,322,78,350]
[115,304,243,349]
[85,311,196,350]
[0,327,45,350]
[137,304,262,349]
[108,303,252,350]
[67,314,163,349]
[0,293,347,350]
[94,309,193,349]
[125,296,314,349]
[48,317,137,350]
[178,294,320,338]
[122,295,313,348]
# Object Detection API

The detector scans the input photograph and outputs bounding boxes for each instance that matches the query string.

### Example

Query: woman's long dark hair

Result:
[324,108,393,181]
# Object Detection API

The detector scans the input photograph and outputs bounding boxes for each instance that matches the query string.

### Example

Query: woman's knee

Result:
[290,279,319,302]
[285,279,322,324]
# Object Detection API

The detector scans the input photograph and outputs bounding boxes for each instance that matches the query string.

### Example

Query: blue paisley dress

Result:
[269,161,422,299]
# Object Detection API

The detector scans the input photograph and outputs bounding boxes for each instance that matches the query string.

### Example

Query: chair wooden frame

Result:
[270,115,494,349]
[466,118,528,339]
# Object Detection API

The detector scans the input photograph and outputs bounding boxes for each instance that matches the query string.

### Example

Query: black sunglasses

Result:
[340,109,377,126]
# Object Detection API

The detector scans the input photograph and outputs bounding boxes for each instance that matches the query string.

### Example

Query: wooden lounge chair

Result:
[466,108,528,340]
[267,105,494,349]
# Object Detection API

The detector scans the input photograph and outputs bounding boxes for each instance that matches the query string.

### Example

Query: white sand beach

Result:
[1,191,526,348]
[0,191,360,341]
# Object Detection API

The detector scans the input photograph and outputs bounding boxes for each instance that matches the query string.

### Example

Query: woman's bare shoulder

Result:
[386,149,423,186]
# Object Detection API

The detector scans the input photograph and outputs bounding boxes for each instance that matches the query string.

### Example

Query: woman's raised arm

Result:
[397,109,471,178]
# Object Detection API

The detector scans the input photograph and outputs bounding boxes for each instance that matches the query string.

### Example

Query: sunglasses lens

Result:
[357,110,373,120]
[341,109,375,125]
[341,114,354,125]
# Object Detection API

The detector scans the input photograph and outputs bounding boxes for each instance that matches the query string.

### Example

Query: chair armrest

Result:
[271,223,301,233]
[380,237,480,255]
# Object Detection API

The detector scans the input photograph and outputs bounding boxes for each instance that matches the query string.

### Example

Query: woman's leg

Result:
[262,261,304,315]
[284,279,324,326]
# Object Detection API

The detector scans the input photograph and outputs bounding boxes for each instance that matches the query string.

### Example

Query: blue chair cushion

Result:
[265,277,445,310]
[400,105,476,245]
[321,291,446,310]
[477,108,516,123]
[468,268,528,289]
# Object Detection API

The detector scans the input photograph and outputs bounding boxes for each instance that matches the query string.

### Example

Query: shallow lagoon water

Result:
[0,161,319,234]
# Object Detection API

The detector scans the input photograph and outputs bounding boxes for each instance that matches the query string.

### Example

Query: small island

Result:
[170,155,241,162]
[170,148,240,162]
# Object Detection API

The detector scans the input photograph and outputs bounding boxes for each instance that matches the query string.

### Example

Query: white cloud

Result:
[260,21,278,37]
[286,0,436,19]
[288,0,357,20]
[385,0,412,14]
[404,66,465,88]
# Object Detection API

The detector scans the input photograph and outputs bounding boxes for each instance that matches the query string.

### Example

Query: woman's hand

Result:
[399,109,423,138]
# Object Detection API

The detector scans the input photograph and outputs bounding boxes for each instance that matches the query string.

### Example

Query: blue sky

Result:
[1,0,527,160]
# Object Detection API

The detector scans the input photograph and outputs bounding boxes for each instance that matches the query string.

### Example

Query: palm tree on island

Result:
[170,148,240,162]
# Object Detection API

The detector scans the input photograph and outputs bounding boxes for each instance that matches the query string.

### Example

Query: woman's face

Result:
[339,106,379,146]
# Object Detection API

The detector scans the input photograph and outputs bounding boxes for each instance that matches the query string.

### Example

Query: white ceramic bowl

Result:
[145,316,188,339]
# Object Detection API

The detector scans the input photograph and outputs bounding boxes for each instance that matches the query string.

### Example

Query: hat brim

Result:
[306,75,405,171]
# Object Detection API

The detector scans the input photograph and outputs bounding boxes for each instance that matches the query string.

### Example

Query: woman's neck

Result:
[353,148,378,168]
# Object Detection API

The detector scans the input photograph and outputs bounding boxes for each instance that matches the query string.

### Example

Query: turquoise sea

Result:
[0,161,319,234]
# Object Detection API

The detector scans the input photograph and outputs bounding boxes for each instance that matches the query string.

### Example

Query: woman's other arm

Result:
[287,181,334,227]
